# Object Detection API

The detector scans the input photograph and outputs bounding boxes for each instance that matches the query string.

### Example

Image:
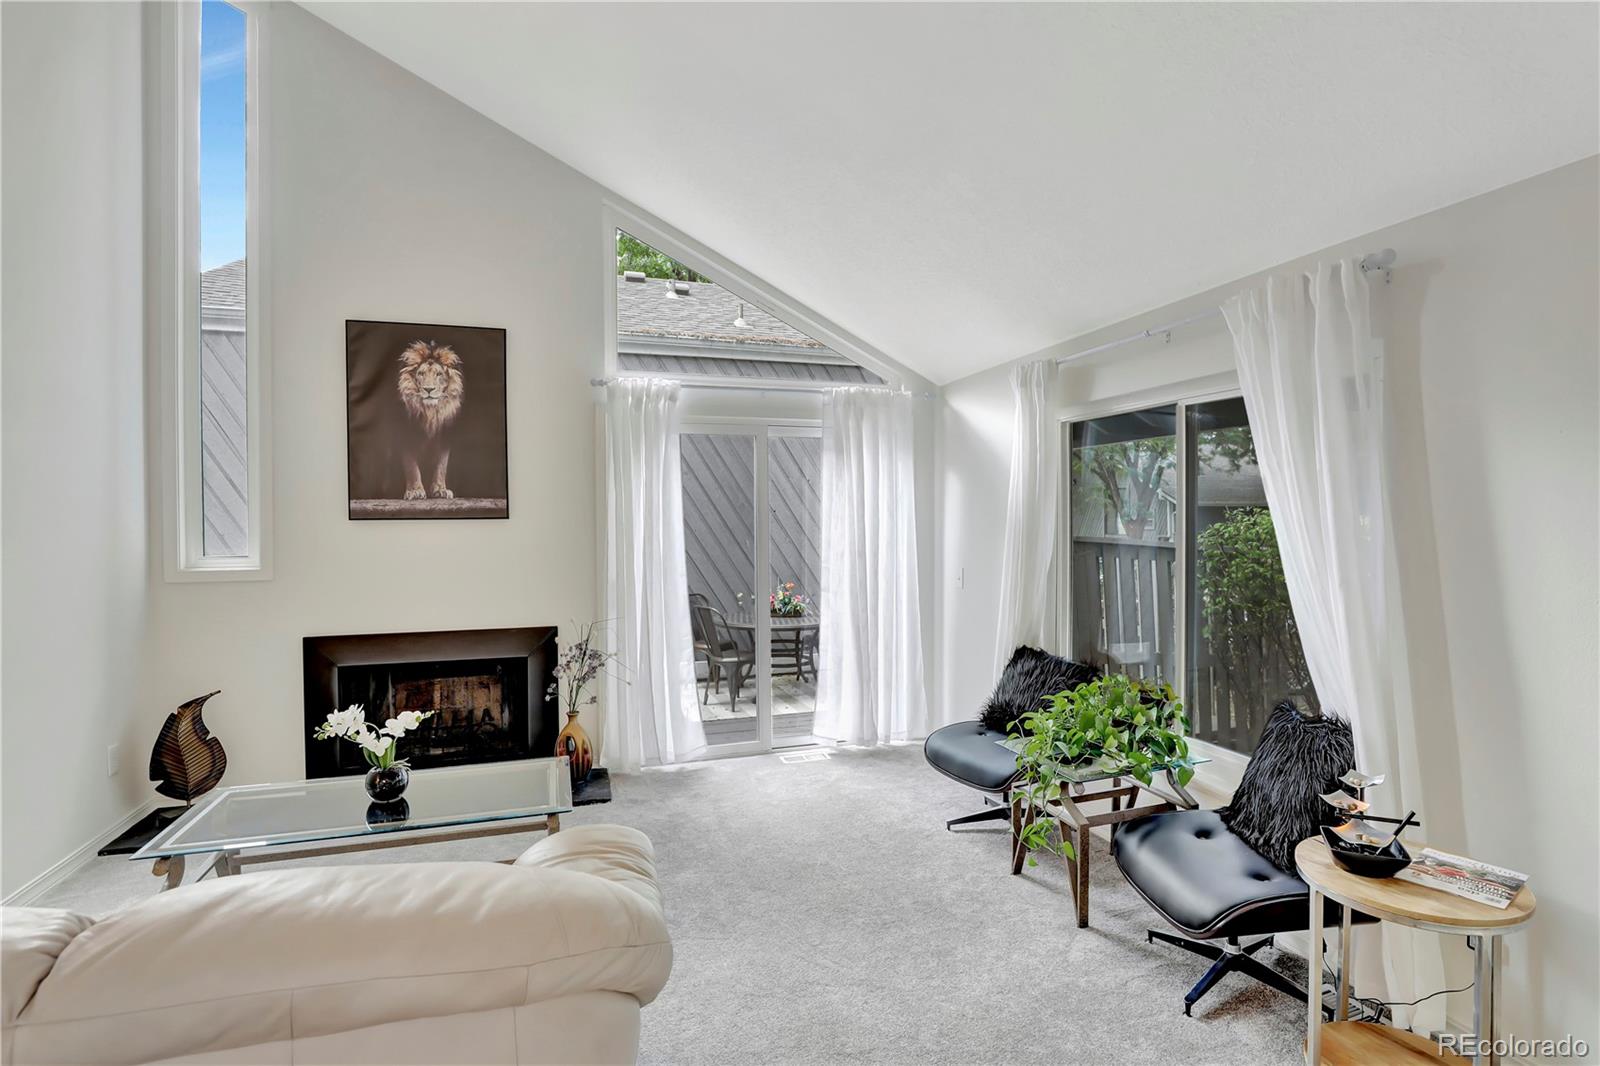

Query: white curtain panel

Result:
[601,378,706,771]
[814,387,930,745]
[1223,258,1444,1032]
[993,359,1059,671]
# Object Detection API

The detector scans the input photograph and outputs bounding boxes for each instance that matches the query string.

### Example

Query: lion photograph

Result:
[346,320,508,520]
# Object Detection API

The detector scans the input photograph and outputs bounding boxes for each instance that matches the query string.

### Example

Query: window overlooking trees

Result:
[1185,398,1316,753]
[612,229,882,385]
[1067,406,1178,685]
[1066,396,1312,756]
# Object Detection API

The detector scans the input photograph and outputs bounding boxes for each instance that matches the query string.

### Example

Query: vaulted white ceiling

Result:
[304,2,1598,385]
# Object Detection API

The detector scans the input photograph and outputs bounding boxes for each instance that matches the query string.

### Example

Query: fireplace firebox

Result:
[303,627,558,779]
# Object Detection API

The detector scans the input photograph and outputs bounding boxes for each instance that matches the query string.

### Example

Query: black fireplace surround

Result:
[303,627,558,779]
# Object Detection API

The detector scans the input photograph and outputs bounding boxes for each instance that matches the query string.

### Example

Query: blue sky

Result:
[200,0,246,270]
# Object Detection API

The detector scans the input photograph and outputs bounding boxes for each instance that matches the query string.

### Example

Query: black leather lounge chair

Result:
[924,646,1098,831]
[1112,702,1375,1017]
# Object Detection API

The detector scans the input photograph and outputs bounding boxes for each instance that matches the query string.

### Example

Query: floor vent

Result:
[778,751,831,764]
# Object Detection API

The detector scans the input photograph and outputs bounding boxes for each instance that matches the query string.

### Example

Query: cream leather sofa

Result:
[1,824,671,1065]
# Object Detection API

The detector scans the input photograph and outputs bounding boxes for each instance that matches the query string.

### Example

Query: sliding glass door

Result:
[766,428,821,748]
[681,422,822,754]
[1063,394,1316,760]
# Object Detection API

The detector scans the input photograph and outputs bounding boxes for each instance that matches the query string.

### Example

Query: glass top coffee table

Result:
[132,758,573,890]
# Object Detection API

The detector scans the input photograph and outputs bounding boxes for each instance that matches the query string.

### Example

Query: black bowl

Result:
[1322,826,1412,878]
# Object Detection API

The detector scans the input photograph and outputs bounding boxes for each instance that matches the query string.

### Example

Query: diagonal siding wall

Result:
[680,433,822,620]
[200,327,249,556]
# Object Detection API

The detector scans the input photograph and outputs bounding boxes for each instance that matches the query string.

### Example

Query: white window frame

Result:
[150,0,273,581]
[1056,373,1255,788]
[600,200,901,391]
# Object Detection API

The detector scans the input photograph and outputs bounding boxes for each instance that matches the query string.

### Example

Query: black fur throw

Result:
[979,646,1100,734]
[1219,702,1356,872]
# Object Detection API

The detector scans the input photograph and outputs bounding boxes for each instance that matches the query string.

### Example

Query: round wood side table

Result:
[1295,838,1536,1066]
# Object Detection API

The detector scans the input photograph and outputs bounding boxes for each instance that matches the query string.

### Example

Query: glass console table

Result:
[132,758,573,890]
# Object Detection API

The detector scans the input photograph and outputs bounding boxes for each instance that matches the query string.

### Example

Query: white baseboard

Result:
[3,799,160,907]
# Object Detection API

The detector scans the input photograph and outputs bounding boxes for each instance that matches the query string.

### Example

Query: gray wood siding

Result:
[680,434,822,619]
[200,328,249,556]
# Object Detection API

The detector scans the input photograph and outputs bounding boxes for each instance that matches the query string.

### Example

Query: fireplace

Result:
[303,627,558,779]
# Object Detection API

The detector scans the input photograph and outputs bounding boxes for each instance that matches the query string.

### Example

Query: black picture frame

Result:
[345,319,509,520]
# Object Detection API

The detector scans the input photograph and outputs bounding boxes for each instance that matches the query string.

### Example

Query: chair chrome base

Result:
[945,803,1010,830]
[1146,930,1334,1019]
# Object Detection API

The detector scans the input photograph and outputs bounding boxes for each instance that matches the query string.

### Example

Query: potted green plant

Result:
[1009,674,1194,863]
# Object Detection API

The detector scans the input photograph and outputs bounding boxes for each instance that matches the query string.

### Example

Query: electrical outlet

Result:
[106,743,120,777]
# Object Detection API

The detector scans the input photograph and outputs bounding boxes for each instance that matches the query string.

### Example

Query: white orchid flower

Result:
[356,730,391,757]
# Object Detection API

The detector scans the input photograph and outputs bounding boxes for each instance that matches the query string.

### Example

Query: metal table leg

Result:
[209,851,242,878]
[1307,889,1324,1064]
[1472,934,1497,1066]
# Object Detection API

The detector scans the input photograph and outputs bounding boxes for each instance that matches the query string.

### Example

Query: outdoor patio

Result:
[697,674,816,745]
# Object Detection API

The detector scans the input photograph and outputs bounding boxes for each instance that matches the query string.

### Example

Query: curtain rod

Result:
[590,376,934,399]
[1054,249,1396,367]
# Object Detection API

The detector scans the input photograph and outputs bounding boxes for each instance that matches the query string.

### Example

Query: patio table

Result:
[725,609,820,681]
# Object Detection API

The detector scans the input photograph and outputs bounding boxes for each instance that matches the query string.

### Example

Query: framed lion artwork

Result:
[345,320,509,520]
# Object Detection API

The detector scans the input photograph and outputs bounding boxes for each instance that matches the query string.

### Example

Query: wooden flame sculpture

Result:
[149,691,227,803]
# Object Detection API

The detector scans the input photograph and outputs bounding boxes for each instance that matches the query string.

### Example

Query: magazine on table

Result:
[1393,847,1528,909]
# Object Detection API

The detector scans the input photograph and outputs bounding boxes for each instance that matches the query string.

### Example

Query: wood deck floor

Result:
[697,674,816,746]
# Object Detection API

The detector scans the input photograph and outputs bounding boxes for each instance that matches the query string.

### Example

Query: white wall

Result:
[2,3,936,895]
[138,3,610,791]
[1,2,152,899]
[937,156,1600,1049]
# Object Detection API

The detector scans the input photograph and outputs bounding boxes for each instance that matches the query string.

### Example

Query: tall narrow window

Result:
[1185,398,1316,754]
[199,0,249,557]
[159,0,266,577]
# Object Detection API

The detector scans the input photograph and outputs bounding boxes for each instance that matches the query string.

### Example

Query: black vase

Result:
[365,763,410,804]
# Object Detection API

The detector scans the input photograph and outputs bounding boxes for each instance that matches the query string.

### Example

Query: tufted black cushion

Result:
[1218,703,1355,872]
[1112,809,1362,937]
[979,646,1099,733]
[923,721,1021,793]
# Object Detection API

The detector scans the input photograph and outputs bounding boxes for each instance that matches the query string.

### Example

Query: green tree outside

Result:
[616,230,711,283]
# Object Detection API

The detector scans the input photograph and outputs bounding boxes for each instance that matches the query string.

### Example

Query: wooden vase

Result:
[555,711,593,786]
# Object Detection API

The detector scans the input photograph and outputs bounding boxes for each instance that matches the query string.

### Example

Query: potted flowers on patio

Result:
[313,704,433,804]
[770,582,809,617]
[1008,673,1194,863]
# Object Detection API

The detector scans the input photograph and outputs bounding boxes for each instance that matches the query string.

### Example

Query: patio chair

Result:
[689,600,754,710]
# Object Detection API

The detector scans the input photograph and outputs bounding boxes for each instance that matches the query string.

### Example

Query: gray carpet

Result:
[35,745,1306,1064]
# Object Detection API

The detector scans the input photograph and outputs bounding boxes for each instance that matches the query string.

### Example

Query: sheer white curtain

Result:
[600,378,705,771]
[993,359,1059,671]
[814,387,930,745]
[1223,258,1444,1031]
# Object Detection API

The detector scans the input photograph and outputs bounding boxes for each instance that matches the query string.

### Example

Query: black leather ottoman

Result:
[923,721,1020,829]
